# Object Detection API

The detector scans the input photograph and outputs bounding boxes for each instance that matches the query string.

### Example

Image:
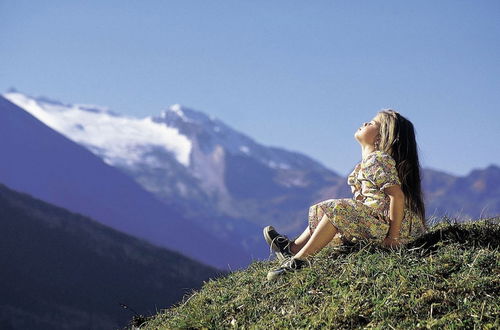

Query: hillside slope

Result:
[0,183,223,330]
[139,219,500,329]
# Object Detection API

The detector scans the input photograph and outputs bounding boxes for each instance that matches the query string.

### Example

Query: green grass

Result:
[132,218,500,329]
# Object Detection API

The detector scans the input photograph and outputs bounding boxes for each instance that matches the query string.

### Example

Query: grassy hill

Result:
[134,218,499,329]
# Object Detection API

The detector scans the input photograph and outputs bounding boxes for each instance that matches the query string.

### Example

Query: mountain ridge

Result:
[0,181,223,330]
[0,94,251,269]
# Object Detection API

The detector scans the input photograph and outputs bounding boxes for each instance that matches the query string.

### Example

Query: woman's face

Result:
[354,116,380,146]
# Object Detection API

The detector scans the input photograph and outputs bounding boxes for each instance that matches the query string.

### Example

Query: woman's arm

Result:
[382,184,405,248]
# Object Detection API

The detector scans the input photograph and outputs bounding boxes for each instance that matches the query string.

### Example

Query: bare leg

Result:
[289,227,311,254]
[293,214,338,260]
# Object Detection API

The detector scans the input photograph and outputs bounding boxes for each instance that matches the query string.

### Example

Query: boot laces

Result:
[280,256,311,270]
[269,235,291,256]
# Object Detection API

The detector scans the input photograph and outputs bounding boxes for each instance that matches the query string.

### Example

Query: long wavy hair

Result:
[375,109,426,229]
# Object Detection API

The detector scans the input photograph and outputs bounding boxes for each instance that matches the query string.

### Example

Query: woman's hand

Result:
[382,236,401,249]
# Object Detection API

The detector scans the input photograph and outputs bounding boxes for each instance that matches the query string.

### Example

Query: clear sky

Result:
[1,0,499,177]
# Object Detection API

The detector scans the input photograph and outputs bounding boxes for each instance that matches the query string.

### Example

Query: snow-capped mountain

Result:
[3,90,331,188]
[0,94,250,269]
[4,91,192,168]
[3,90,347,241]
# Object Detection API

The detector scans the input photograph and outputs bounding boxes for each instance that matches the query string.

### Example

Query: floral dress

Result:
[308,150,425,244]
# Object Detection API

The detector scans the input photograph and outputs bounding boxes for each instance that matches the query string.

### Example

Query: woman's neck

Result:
[361,145,377,160]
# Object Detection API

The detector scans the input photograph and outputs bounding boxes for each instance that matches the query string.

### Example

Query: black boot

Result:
[263,225,295,261]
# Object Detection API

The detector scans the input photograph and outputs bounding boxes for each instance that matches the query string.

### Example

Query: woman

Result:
[264,109,427,280]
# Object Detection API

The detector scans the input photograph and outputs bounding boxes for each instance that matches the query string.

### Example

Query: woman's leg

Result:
[289,198,340,255]
[293,198,391,260]
[289,227,311,254]
[293,213,338,260]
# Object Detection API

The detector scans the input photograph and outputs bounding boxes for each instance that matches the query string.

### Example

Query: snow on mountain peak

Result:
[168,104,187,121]
[163,104,217,127]
[3,91,192,167]
[73,103,116,115]
[3,90,329,176]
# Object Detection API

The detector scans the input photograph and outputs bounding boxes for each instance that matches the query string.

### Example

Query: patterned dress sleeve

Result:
[347,163,362,198]
[363,151,401,192]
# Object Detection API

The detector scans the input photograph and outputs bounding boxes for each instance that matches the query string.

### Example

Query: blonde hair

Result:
[376,109,426,229]
[376,110,399,155]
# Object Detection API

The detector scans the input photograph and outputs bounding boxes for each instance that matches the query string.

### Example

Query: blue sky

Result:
[1,0,499,176]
